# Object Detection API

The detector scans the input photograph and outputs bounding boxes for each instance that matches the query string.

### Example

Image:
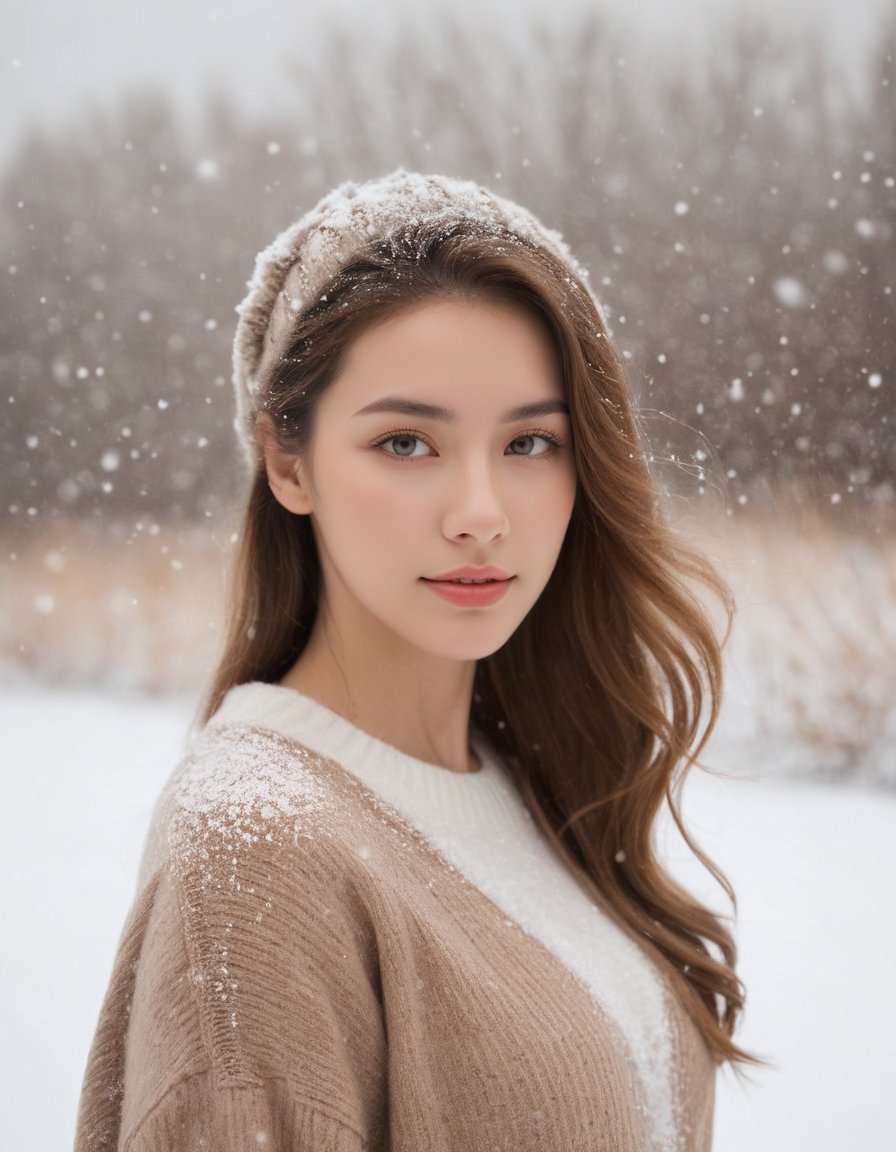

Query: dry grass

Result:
[686,506,896,786]
[0,519,231,694]
[2,510,894,783]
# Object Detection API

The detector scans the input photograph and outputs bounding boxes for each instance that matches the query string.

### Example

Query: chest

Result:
[364,861,679,1152]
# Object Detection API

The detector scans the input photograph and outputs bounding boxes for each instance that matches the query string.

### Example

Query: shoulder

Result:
[169,722,345,851]
[135,721,349,888]
[162,721,385,921]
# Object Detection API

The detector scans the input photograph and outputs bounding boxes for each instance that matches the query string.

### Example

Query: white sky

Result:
[1,0,889,168]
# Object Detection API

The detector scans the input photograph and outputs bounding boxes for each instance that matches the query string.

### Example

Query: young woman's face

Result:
[279,296,577,664]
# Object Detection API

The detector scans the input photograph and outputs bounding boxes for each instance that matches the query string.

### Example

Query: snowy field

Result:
[2,684,894,1151]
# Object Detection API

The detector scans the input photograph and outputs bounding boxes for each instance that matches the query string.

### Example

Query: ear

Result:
[254,412,314,515]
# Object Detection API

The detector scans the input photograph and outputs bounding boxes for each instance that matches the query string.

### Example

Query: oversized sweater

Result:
[75,681,716,1152]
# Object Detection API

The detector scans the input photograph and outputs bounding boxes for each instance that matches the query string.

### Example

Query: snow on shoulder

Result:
[168,724,340,870]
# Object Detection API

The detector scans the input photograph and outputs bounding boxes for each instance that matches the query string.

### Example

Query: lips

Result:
[420,566,515,607]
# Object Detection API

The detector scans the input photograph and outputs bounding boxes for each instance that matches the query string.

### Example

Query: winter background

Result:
[2,0,895,1148]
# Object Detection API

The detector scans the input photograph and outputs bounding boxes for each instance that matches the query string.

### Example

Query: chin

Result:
[414,627,517,663]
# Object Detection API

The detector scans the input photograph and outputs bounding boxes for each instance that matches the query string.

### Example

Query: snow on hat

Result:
[231,167,605,466]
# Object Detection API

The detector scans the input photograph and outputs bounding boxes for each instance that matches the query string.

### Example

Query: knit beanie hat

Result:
[231,168,605,467]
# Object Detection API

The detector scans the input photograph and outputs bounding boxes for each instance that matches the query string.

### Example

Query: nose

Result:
[441,455,510,542]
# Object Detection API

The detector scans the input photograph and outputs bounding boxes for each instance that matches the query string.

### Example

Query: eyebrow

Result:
[352,396,570,423]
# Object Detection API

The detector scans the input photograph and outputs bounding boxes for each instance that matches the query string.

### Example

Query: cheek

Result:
[325,463,423,550]
[515,469,577,538]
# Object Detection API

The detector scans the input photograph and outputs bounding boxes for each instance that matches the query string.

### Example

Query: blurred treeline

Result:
[2,6,894,529]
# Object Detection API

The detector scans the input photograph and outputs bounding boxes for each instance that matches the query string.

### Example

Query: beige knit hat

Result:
[231,168,604,466]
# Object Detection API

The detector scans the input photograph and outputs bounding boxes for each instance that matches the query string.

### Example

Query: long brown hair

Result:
[203,216,762,1070]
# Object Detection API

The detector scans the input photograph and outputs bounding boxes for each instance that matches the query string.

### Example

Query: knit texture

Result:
[75,682,715,1152]
[230,169,608,467]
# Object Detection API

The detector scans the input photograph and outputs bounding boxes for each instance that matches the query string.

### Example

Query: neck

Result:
[279,615,481,775]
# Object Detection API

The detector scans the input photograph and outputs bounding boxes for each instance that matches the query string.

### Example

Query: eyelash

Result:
[371,427,566,463]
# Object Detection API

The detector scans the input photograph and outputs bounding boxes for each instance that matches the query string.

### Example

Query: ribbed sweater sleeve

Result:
[75,729,389,1151]
[125,1077,365,1151]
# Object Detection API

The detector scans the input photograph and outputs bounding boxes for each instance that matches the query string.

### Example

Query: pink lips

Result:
[420,574,515,607]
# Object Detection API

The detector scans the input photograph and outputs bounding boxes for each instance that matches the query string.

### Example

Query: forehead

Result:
[330,296,565,409]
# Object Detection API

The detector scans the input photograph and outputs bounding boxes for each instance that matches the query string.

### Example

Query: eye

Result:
[374,430,434,460]
[507,431,564,457]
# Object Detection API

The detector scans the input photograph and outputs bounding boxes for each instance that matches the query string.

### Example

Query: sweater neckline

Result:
[212,679,496,771]
[207,681,515,824]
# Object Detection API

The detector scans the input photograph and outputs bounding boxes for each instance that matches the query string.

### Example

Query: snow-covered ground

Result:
[2,685,894,1150]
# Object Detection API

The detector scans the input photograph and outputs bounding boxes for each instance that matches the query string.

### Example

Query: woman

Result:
[75,170,759,1152]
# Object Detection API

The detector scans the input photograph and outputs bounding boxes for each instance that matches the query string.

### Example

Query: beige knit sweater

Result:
[75,682,716,1151]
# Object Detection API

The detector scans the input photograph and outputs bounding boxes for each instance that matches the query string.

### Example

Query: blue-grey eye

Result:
[506,433,548,456]
[380,433,428,456]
